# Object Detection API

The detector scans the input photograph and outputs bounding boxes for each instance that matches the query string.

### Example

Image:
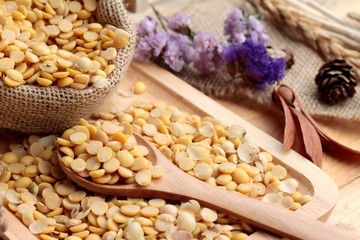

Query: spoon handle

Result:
[167,170,357,240]
[145,148,357,240]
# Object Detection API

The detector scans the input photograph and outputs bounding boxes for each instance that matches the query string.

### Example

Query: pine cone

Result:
[315,59,357,105]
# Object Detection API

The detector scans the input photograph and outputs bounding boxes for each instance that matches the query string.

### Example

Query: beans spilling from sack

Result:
[0,0,130,88]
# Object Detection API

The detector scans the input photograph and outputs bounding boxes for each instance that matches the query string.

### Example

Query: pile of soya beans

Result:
[93,101,312,209]
[0,101,312,240]
[0,0,129,88]
[58,119,165,187]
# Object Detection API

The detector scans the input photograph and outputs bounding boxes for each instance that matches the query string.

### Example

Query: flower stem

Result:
[243,0,262,20]
[150,4,168,32]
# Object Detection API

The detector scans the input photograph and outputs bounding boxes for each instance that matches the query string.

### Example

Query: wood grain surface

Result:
[1,0,360,239]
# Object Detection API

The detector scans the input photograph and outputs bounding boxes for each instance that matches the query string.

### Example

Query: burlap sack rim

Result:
[0,0,137,134]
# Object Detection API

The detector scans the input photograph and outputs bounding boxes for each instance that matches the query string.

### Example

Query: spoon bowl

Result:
[58,133,359,240]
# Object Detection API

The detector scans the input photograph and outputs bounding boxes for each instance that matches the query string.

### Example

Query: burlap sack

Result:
[0,0,136,134]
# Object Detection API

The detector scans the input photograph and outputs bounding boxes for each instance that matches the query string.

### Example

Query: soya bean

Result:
[133,81,146,94]
[117,150,135,168]
[219,162,237,174]
[32,45,51,56]
[177,211,196,232]
[70,132,87,145]
[120,204,140,217]
[200,207,218,222]
[86,141,103,155]
[2,29,16,43]
[83,32,99,42]
[0,58,15,72]
[130,157,147,171]
[58,19,73,32]
[232,168,250,184]
[135,170,152,186]
[37,77,53,87]
[124,221,144,240]
[71,158,86,173]
[113,35,129,49]
[271,165,287,180]
[178,157,195,171]
[83,0,97,12]
[76,57,93,72]
[69,1,82,13]
[96,147,113,163]
[91,201,108,215]
[10,50,25,63]
[103,158,120,173]
[100,47,117,61]
[44,192,61,210]
[89,169,105,179]
[193,163,213,181]
[148,165,164,179]
[29,219,48,234]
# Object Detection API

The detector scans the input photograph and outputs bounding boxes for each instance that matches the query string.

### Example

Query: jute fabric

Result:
[166,0,360,120]
[0,0,136,134]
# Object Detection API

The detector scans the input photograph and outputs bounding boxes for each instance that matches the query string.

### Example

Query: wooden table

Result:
[0,0,358,239]
[128,0,360,236]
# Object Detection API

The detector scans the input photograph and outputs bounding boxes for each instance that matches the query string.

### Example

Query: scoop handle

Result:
[135,133,360,240]
[160,161,358,240]
[140,143,356,240]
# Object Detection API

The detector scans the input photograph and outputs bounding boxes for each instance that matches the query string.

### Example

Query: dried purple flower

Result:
[193,32,219,52]
[134,7,283,85]
[223,44,242,63]
[223,44,242,77]
[240,39,285,89]
[136,16,157,37]
[247,16,269,45]
[193,32,224,73]
[271,57,286,81]
[163,41,185,72]
[169,33,195,63]
[134,36,153,62]
[135,31,194,72]
[233,33,246,45]
[149,32,169,57]
[224,39,285,90]
[168,13,192,33]
[224,9,246,39]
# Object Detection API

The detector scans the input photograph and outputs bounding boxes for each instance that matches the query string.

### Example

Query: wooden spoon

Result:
[58,133,360,240]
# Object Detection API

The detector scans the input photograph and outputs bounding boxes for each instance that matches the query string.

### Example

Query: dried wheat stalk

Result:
[348,12,360,23]
[258,0,360,80]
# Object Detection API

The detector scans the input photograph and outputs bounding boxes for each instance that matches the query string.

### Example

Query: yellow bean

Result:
[133,81,147,94]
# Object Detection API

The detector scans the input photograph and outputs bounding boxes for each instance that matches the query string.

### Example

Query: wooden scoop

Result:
[58,133,360,240]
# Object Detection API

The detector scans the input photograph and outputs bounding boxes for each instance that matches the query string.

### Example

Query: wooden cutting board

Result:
[0,62,339,240]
